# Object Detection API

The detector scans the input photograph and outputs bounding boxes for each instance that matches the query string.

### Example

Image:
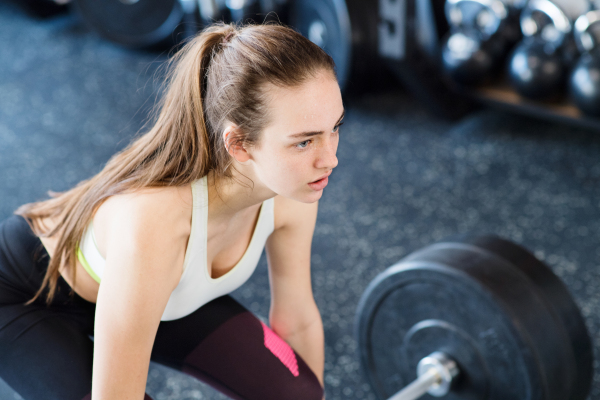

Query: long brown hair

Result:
[16,22,336,305]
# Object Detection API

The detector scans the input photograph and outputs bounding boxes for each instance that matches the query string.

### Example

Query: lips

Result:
[308,171,332,191]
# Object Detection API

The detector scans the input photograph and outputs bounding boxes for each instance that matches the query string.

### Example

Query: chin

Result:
[279,187,323,204]
[299,188,324,203]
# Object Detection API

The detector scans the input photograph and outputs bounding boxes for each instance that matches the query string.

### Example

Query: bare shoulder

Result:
[103,185,191,220]
[272,195,318,231]
[94,185,193,258]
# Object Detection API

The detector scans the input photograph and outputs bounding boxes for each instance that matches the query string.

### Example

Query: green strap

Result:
[77,248,101,284]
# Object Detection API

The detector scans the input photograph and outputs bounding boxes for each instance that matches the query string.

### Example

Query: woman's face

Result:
[247,71,344,203]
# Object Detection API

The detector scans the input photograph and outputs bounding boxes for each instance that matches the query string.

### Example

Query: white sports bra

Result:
[77,175,275,321]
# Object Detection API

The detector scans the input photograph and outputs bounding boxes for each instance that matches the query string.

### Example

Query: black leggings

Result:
[0,215,323,400]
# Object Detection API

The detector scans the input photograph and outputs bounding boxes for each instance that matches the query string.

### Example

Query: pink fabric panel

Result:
[81,392,154,399]
[260,322,299,377]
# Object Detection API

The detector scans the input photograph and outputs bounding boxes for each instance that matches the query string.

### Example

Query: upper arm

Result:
[266,197,320,336]
[92,189,189,398]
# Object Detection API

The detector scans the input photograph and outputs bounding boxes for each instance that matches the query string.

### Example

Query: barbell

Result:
[355,235,593,400]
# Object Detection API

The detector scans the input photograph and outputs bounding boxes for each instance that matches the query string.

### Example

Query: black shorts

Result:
[0,215,323,400]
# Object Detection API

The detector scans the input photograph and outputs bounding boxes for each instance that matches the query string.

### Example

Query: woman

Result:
[0,21,343,400]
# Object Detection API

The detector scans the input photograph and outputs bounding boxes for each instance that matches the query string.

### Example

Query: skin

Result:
[38,69,344,399]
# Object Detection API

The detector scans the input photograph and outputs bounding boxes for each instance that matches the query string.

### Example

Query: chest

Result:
[206,205,262,279]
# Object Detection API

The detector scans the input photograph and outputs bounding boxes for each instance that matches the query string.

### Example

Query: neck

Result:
[207,168,275,220]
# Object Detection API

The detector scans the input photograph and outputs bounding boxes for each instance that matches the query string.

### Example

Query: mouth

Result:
[308,171,332,191]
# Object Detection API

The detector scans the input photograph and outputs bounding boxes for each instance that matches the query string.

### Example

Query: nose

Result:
[315,135,338,170]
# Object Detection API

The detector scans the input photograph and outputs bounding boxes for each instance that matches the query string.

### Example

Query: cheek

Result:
[254,147,294,178]
[262,150,313,186]
[271,153,308,180]
[252,141,320,184]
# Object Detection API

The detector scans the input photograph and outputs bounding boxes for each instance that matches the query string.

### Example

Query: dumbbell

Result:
[507,0,588,101]
[569,8,600,116]
[440,0,524,86]
[355,235,593,400]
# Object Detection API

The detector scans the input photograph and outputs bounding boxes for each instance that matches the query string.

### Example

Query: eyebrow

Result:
[288,110,345,139]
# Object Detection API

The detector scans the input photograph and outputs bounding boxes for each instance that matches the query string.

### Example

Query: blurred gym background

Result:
[1,0,600,399]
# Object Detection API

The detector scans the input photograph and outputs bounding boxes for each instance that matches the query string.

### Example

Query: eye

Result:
[332,122,344,133]
[296,140,311,149]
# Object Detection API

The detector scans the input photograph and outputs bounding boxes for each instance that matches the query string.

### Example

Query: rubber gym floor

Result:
[1,3,599,400]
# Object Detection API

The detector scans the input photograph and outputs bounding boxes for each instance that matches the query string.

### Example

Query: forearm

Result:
[274,314,325,387]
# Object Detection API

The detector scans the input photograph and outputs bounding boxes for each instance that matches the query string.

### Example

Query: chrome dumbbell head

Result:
[445,0,508,39]
[548,0,590,21]
[501,0,528,10]
[574,11,600,53]
[519,0,573,48]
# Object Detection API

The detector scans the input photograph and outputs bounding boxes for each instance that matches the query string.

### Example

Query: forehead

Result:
[262,71,343,133]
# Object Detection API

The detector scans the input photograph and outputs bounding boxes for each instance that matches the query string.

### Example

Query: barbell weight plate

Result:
[289,0,352,91]
[355,236,590,400]
[400,239,591,400]
[343,0,391,92]
[16,0,69,18]
[451,235,593,400]
[73,0,186,48]
[229,0,289,23]
[258,0,289,21]
[356,254,544,399]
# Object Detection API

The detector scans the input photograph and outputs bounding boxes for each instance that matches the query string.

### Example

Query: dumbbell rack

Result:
[379,0,600,131]
[460,79,600,131]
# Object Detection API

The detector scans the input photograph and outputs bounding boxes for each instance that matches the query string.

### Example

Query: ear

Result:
[223,124,250,163]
